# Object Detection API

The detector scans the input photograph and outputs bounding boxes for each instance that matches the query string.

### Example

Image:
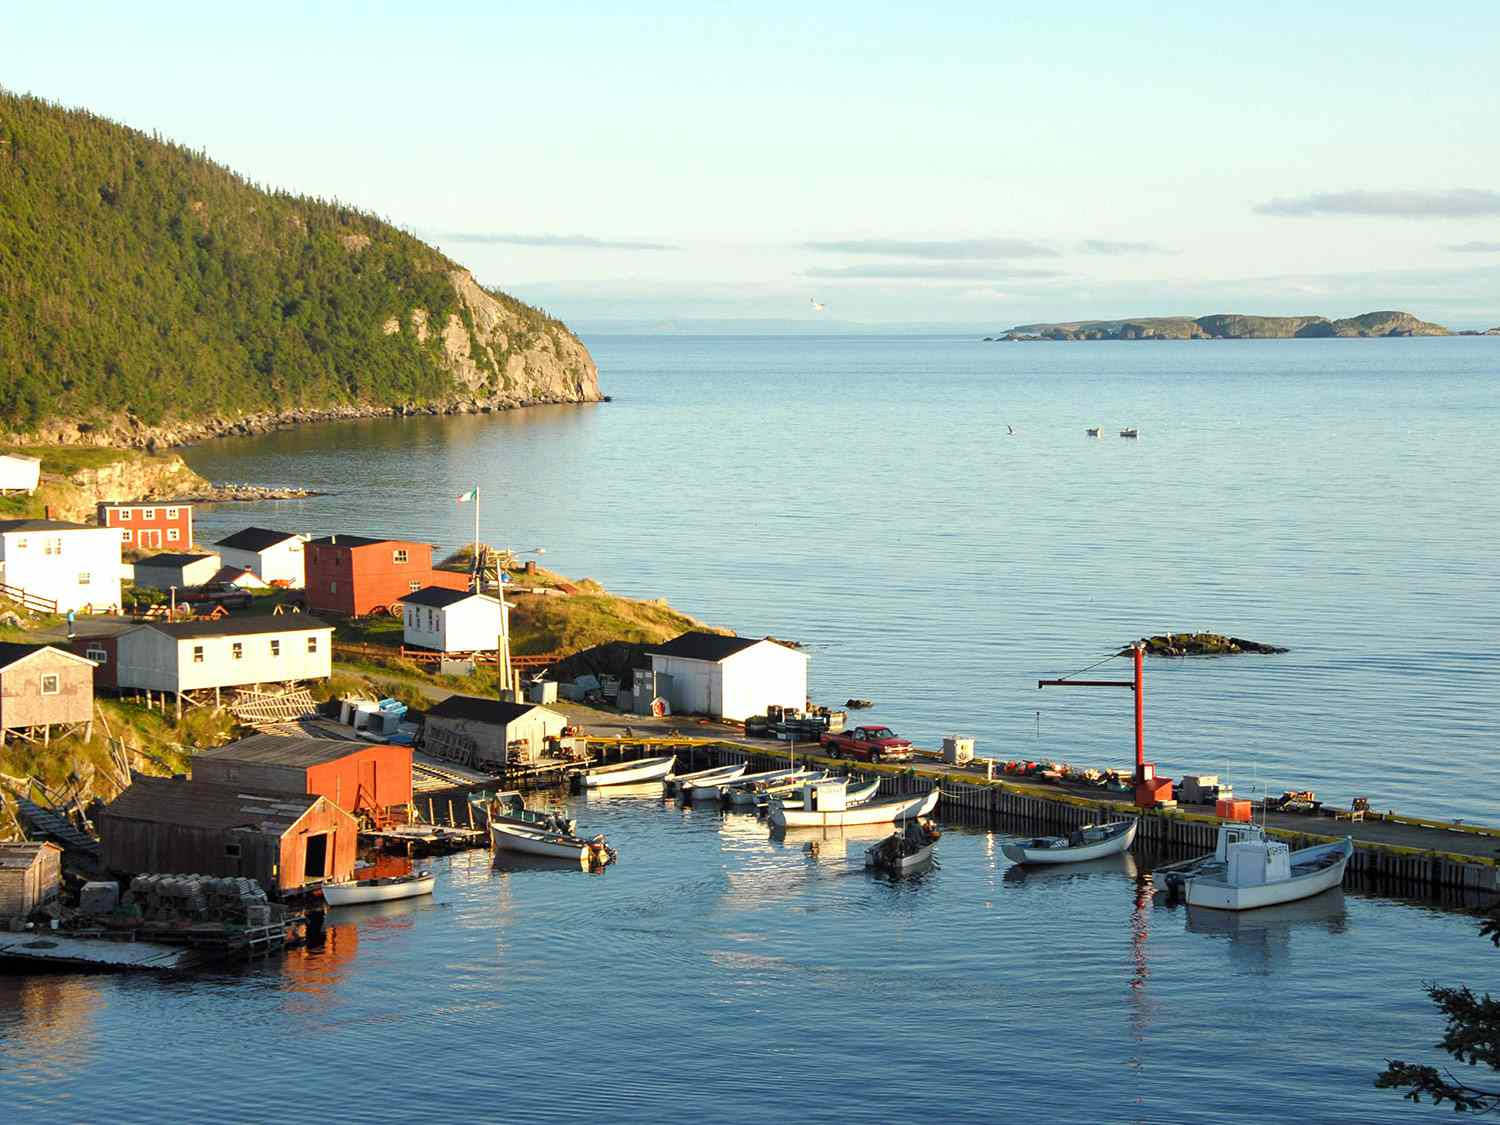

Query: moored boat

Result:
[575,755,677,789]
[1001,818,1138,865]
[665,762,747,795]
[490,821,617,867]
[1175,826,1352,911]
[323,870,436,906]
[687,767,806,803]
[480,793,576,836]
[865,818,941,874]
[724,770,827,807]
[770,780,939,829]
[773,776,881,810]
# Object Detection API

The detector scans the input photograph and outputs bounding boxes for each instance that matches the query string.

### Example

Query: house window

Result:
[232,642,243,660]
[306,636,318,653]
[85,648,108,664]
[270,639,281,656]
[224,842,241,858]
[121,529,133,543]
[118,509,132,522]
[43,537,61,556]
[78,572,91,585]
[393,549,408,564]
[167,528,180,542]
[193,645,204,664]
[166,508,178,519]
[40,674,61,695]
[427,608,435,630]
[409,580,421,593]
[143,508,155,520]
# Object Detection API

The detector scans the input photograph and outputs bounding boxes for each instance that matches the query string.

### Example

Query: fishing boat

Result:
[1001,819,1138,865]
[772,776,881,810]
[575,755,677,789]
[480,793,576,836]
[1085,426,1101,437]
[724,770,827,807]
[1120,427,1139,438]
[687,767,806,803]
[1168,823,1352,911]
[490,821,617,867]
[865,818,941,874]
[769,780,939,829]
[323,870,436,906]
[665,762,747,795]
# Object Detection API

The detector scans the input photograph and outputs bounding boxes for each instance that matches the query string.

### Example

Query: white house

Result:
[132,552,222,590]
[113,615,333,699]
[422,696,567,767]
[0,519,122,613]
[401,586,505,652]
[646,632,808,722]
[213,527,308,588]
[0,454,42,495]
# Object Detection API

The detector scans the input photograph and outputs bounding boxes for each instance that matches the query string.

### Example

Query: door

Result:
[140,529,161,550]
[303,833,328,880]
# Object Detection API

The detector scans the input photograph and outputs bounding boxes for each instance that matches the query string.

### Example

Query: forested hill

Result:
[0,91,600,442]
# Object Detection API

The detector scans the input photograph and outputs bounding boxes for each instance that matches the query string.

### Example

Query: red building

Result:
[98,502,193,552]
[191,733,413,816]
[303,535,469,617]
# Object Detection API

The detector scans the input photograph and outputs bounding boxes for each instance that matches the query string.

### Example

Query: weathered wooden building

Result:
[0,841,63,918]
[99,776,357,895]
[192,733,413,816]
[0,642,96,745]
[422,695,568,767]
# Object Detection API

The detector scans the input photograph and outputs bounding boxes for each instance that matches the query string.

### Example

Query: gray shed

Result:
[422,696,568,768]
[0,840,63,918]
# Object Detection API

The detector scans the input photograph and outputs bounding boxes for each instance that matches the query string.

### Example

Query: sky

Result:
[6,2,1499,329]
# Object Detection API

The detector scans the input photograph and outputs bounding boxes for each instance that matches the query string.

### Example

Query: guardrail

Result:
[0,581,58,615]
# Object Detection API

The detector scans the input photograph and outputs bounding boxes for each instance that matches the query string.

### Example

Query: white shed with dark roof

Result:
[421,695,567,767]
[132,552,221,590]
[213,527,307,588]
[401,586,505,653]
[646,632,808,722]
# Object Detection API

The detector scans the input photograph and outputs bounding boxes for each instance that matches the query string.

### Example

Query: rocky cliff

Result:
[1000,309,1449,341]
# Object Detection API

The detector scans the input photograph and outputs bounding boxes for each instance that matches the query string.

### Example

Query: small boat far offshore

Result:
[1120,427,1139,438]
[323,870,436,906]
[1001,819,1137,865]
[1086,426,1101,437]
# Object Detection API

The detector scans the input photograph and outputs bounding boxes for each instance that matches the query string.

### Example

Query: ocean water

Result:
[8,335,1492,1123]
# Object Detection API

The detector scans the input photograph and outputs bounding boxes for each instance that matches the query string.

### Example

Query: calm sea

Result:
[5,335,1495,1122]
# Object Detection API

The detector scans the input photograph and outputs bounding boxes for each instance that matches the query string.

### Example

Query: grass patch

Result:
[0,445,142,475]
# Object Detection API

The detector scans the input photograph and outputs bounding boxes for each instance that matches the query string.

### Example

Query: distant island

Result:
[988,310,1450,342]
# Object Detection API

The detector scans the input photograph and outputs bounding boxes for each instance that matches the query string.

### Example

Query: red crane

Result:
[1038,643,1173,808]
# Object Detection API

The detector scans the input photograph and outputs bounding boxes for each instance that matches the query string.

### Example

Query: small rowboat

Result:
[687,767,806,803]
[866,819,940,874]
[323,870,436,906]
[1001,818,1137,864]
[724,770,828,806]
[773,776,881,810]
[480,794,576,836]
[575,755,677,789]
[491,821,617,867]
[771,786,939,829]
[666,762,748,795]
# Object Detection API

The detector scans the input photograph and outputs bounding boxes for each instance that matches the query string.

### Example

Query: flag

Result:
[456,488,477,503]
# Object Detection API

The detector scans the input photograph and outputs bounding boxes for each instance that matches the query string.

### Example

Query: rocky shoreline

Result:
[1124,633,1289,657]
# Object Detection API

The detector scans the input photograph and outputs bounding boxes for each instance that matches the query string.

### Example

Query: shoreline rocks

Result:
[1123,633,1289,657]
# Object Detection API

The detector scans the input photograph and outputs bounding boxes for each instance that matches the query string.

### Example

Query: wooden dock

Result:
[0,933,201,972]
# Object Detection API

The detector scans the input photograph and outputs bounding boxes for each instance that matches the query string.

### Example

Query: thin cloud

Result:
[1255,189,1500,219]
[802,238,1059,260]
[1079,239,1174,255]
[434,232,679,250]
[1448,241,1500,253]
[801,264,1063,280]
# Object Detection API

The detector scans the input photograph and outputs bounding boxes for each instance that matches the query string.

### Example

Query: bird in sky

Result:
[810,298,826,313]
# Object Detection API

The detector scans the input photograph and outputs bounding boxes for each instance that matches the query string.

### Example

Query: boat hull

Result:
[323,873,436,906]
[777,777,881,810]
[490,822,611,864]
[1001,819,1138,865]
[665,763,747,794]
[771,787,938,829]
[1184,839,1352,911]
[580,755,677,788]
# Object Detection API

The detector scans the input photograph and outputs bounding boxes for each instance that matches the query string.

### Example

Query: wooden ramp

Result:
[14,796,100,857]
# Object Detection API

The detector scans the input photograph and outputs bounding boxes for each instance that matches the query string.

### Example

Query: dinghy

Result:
[1174,826,1352,911]
[865,818,941,874]
[772,776,881,810]
[770,780,939,829]
[490,821,617,867]
[687,767,806,803]
[665,762,747,795]
[1001,819,1138,865]
[323,870,436,906]
[576,755,677,789]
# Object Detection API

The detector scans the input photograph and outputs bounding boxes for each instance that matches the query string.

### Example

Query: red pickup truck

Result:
[820,725,914,763]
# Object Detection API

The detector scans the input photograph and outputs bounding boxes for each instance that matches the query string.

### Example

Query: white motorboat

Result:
[665,762,747,795]
[490,821,617,867]
[773,776,881,810]
[1001,819,1138,865]
[323,870,436,906]
[576,755,677,789]
[687,767,807,803]
[770,781,939,829]
[1176,825,1352,911]
[865,818,941,874]
[724,770,827,807]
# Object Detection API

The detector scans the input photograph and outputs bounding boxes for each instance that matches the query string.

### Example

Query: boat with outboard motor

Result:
[1001,819,1138,865]
[480,793,576,836]
[865,818,941,874]
[490,821,617,867]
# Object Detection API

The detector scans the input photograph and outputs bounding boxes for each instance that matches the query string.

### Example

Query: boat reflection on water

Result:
[1183,888,1349,973]
[1002,849,1140,886]
[773,822,893,862]
[491,852,611,876]
[580,781,670,803]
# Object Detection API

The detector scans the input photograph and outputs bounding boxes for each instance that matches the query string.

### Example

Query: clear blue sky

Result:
[7,2,1499,327]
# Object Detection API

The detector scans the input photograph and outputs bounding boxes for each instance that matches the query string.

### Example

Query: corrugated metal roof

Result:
[195,733,386,768]
[140,614,331,639]
[646,631,764,663]
[102,776,323,835]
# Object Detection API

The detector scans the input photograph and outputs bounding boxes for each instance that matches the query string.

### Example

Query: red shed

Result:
[303,535,469,617]
[191,733,412,816]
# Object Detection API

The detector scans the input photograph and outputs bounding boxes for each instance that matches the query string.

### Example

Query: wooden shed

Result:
[0,841,63,918]
[99,777,357,895]
[422,695,568,768]
[0,642,96,745]
[192,733,412,816]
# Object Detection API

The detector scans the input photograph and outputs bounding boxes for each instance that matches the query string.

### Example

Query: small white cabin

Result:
[401,586,505,653]
[213,527,308,588]
[0,454,42,495]
[646,632,808,722]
